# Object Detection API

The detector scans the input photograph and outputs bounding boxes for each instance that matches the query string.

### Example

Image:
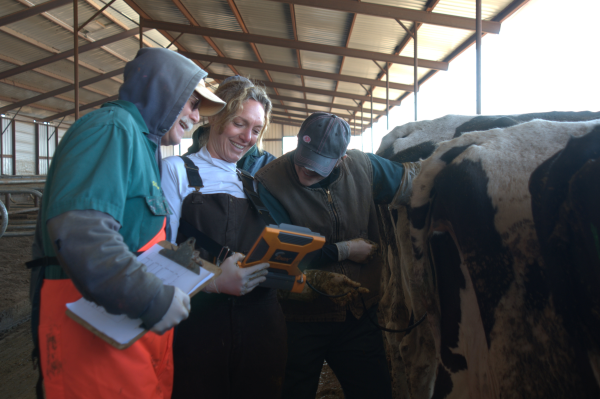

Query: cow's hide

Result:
[410,119,600,398]
[379,118,600,399]
[377,111,600,163]
[377,112,600,398]
[529,126,600,388]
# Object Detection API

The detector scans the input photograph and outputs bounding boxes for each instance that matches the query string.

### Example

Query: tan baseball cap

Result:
[194,80,226,116]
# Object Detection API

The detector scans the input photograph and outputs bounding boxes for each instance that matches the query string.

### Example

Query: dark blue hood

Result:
[119,48,207,169]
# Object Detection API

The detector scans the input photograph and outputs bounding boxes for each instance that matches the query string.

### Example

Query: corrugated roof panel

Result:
[254,44,298,68]
[435,0,508,19]
[399,23,472,62]
[135,0,189,25]
[86,77,121,95]
[0,0,26,18]
[45,0,104,34]
[303,76,336,91]
[334,97,358,107]
[102,37,141,62]
[203,62,234,76]
[298,50,341,74]
[306,93,333,103]
[339,56,382,80]
[347,14,409,54]
[6,70,66,92]
[335,81,368,95]
[388,63,427,86]
[234,0,294,39]
[227,66,268,81]
[78,48,126,72]
[295,5,352,47]
[86,0,138,30]
[210,37,257,61]
[176,34,219,56]
[267,71,303,87]
[0,31,52,64]
[283,101,308,108]
[364,0,427,10]
[276,89,304,99]
[144,30,171,48]
[182,0,242,31]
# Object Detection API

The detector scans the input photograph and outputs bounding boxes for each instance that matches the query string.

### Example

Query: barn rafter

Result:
[0,0,530,156]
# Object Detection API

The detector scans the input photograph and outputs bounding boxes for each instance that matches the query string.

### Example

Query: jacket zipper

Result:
[326,188,346,275]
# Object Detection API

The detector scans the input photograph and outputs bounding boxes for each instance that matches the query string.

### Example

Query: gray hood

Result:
[119,48,207,171]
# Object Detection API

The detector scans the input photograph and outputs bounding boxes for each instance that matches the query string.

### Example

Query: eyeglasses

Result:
[189,93,201,111]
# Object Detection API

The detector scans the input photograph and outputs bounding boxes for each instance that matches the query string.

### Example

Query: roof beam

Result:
[271,117,362,133]
[270,94,385,114]
[272,103,376,118]
[209,73,400,105]
[0,28,138,81]
[0,0,71,28]
[40,95,119,122]
[272,110,369,124]
[142,19,447,70]
[264,0,501,34]
[180,51,414,92]
[0,68,123,114]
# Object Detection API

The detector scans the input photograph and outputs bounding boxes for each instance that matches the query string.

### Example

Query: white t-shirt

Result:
[161,146,246,243]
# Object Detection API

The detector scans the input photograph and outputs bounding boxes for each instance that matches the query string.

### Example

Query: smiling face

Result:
[161,91,201,146]
[206,99,265,163]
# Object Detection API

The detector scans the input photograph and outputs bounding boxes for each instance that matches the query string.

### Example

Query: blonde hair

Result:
[208,76,272,149]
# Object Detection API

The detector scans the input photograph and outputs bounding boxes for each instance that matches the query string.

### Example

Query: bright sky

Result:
[360,0,600,154]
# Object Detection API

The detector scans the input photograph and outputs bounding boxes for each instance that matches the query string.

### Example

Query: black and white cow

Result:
[529,126,600,392]
[377,117,600,398]
[377,111,600,163]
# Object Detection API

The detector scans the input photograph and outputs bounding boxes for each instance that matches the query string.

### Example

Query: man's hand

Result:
[336,238,378,263]
[204,253,269,296]
[150,287,190,335]
[306,269,369,306]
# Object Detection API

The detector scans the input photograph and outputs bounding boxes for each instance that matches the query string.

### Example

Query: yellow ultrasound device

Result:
[238,224,325,293]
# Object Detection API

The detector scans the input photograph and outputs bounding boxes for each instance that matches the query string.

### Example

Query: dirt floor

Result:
[0,232,344,398]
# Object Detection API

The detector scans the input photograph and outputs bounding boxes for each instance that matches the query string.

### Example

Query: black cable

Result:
[306,278,427,334]
[361,296,427,334]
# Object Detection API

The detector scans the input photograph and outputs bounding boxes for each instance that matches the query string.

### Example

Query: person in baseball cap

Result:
[294,112,352,186]
[253,111,424,399]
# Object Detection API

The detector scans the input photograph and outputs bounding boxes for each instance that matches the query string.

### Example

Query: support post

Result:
[73,0,79,120]
[370,90,373,153]
[386,64,389,131]
[47,125,50,173]
[361,103,363,152]
[414,22,418,121]
[139,16,143,49]
[476,0,482,114]
[35,123,39,175]
[11,120,15,175]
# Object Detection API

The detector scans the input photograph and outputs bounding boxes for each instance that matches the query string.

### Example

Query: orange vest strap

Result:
[137,217,167,252]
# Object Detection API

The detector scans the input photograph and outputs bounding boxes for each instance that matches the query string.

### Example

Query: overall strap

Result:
[236,168,277,226]
[180,156,204,190]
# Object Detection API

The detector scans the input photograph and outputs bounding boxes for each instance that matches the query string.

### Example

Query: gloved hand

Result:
[279,270,369,306]
[203,253,269,296]
[335,238,379,263]
[391,161,422,207]
[150,286,190,335]
[306,270,370,306]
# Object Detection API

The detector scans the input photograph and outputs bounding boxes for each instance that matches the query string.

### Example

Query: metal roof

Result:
[0,0,529,134]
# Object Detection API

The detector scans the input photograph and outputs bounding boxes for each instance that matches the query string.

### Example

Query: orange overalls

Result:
[38,219,173,399]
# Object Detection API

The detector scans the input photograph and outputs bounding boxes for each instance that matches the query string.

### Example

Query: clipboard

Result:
[65,240,221,350]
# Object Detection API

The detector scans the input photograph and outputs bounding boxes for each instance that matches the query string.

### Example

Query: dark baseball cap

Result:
[294,113,351,177]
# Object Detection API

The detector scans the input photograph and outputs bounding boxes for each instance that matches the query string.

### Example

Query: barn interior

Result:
[0,0,572,398]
